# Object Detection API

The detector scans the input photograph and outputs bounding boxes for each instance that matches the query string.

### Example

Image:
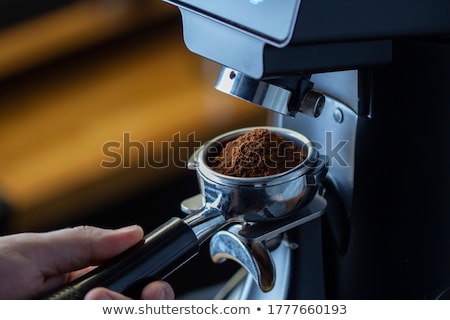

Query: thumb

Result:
[36,225,144,277]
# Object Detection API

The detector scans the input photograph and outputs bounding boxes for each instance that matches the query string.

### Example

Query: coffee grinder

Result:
[41,0,450,300]
[161,0,450,299]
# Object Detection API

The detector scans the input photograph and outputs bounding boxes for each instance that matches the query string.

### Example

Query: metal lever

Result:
[208,195,326,293]
[210,226,275,292]
[238,195,327,242]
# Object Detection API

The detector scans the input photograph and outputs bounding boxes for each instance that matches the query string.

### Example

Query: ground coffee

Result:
[211,128,305,177]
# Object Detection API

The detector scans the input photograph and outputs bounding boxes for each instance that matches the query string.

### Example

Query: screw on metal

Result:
[333,108,344,123]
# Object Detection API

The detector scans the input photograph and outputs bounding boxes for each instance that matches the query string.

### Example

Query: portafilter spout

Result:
[40,127,327,299]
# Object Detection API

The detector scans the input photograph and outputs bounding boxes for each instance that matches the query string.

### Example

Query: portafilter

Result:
[40,127,327,299]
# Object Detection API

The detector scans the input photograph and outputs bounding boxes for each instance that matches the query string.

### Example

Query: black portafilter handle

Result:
[38,217,201,300]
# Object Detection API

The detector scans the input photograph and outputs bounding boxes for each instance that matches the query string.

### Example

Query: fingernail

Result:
[116,225,141,233]
[158,288,168,300]
[85,289,114,300]
[98,292,115,300]
[160,283,175,300]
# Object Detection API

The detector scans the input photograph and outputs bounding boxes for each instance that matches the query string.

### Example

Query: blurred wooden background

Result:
[0,0,267,233]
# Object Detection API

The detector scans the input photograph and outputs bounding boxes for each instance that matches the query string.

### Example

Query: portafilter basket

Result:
[190,126,328,222]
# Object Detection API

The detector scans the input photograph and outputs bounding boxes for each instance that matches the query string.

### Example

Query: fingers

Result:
[0,225,145,299]
[84,281,175,300]
[84,287,131,300]
[141,281,175,300]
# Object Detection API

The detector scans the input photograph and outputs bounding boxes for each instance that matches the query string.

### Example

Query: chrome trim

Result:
[215,67,292,115]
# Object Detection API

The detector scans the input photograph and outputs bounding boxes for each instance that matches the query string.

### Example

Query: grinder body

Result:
[164,0,450,299]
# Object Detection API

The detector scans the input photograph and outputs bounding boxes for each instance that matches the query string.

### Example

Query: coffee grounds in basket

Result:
[210,128,306,177]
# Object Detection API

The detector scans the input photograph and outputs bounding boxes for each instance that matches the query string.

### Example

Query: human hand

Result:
[0,225,174,300]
